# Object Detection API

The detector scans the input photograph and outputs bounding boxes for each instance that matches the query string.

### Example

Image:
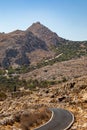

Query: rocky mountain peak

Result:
[27,22,61,47]
[27,22,45,32]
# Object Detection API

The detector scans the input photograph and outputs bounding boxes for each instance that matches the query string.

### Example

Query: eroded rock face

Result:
[15,54,30,66]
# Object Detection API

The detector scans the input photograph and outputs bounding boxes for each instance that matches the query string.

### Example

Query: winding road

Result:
[35,108,74,130]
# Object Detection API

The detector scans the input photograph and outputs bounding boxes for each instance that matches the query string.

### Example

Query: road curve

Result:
[35,108,74,130]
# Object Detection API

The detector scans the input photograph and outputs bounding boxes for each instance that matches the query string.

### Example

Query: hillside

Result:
[20,56,87,81]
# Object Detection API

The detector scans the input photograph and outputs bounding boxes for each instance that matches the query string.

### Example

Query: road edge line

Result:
[64,110,74,130]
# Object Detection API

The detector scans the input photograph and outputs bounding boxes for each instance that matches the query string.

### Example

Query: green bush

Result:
[0,69,5,75]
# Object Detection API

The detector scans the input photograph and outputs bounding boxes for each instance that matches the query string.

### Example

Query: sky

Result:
[0,0,87,41]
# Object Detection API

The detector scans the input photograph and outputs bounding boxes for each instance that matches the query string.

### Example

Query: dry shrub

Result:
[0,92,7,101]
[20,107,51,130]
[13,112,21,122]
[20,112,33,130]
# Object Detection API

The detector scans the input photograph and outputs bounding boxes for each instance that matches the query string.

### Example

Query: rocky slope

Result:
[0,75,87,130]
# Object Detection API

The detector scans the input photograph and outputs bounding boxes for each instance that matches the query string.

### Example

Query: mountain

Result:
[0,22,87,68]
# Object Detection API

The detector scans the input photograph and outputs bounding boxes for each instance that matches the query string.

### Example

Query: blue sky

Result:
[0,0,87,41]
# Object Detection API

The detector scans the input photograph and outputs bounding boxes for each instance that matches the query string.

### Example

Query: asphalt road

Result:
[35,108,74,130]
